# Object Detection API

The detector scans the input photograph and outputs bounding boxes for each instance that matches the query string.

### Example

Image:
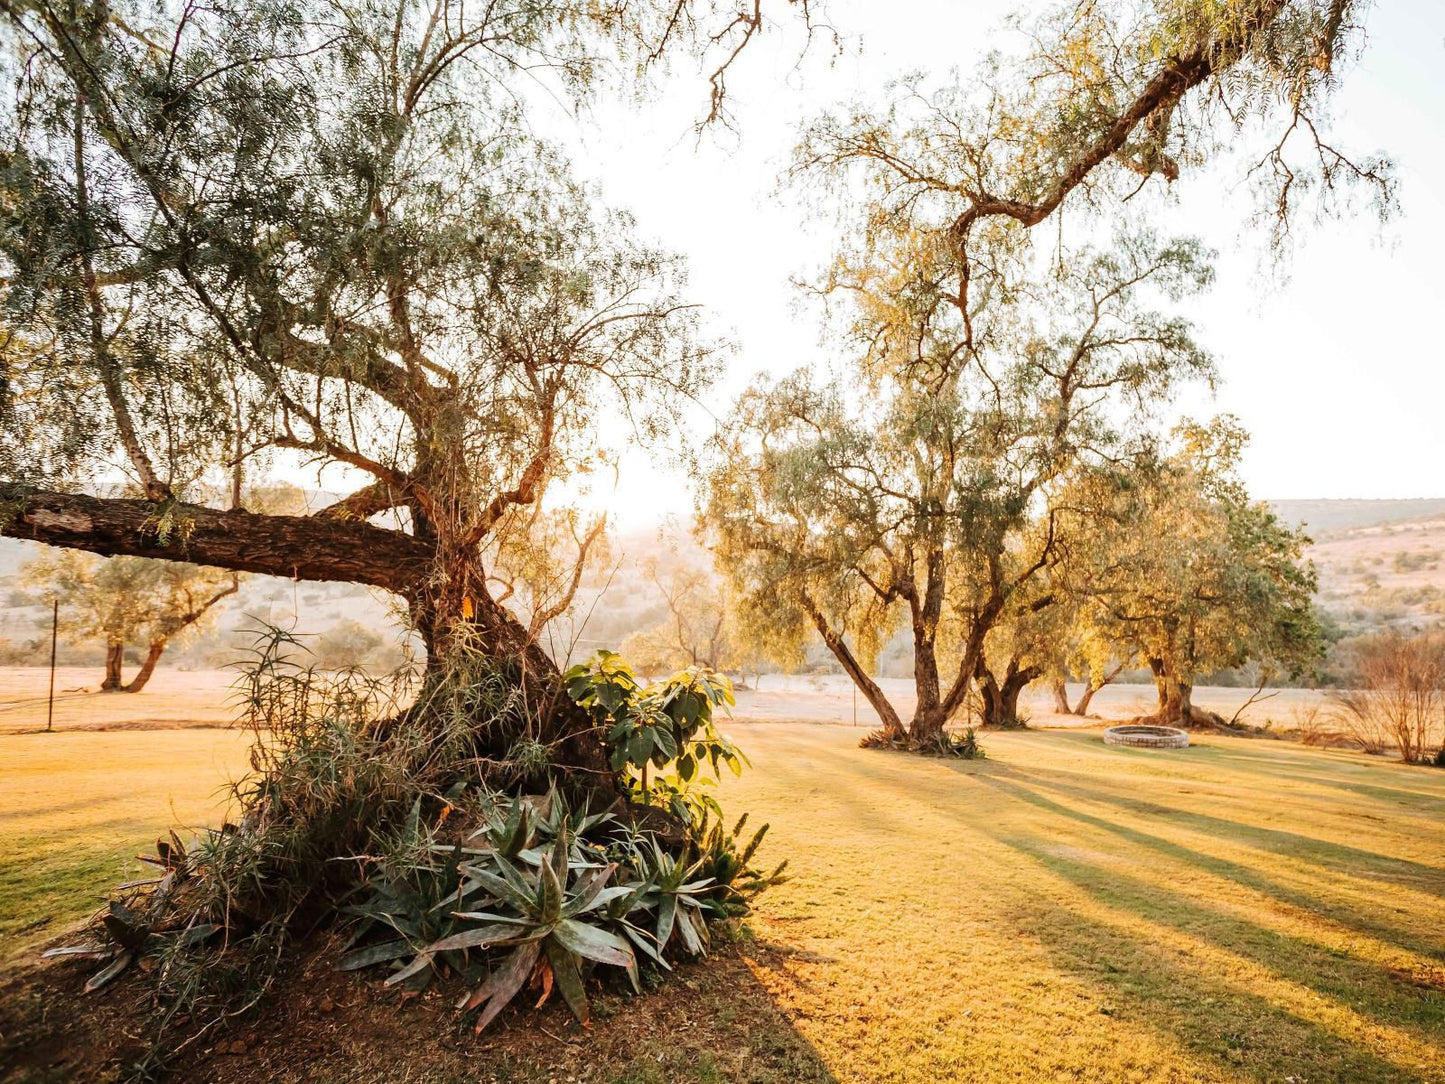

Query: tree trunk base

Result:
[1129,705,1226,729]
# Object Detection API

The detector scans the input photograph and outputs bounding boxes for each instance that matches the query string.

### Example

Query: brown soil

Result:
[0,931,832,1084]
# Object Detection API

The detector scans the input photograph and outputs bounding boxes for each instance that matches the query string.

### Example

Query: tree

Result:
[709,233,1215,746]
[24,550,238,691]
[1331,632,1445,765]
[622,558,730,674]
[706,0,1385,750]
[1073,417,1322,726]
[0,0,806,791]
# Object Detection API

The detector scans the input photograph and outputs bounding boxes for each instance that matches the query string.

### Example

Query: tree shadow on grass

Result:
[1176,742,1445,811]
[980,851,1440,1083]
[981,828,1445,1038]
[951,766,1445,964]
[996,757,1445,897]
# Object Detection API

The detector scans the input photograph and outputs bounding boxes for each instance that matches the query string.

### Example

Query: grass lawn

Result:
[0,728,251,963]
[3,721,1444,1082]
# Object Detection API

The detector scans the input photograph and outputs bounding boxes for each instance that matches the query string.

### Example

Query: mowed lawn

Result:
[3,720,1445,1083]
[0,728,251,961]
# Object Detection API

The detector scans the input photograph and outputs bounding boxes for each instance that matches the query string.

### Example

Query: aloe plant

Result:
[439,824,641,1031]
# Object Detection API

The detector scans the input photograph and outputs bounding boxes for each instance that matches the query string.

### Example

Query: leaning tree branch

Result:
[1,486,434,595]
[312,481,408,522]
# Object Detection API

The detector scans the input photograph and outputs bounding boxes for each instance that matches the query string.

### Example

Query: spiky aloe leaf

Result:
[456,865,533,913]
[674,907,707,956]
[382,951,434,987]
[41,944,114,960]
[337,940,414,971]
[537,855,565,924]
[84,950,134,992]
[551,919,635,970]
[427,923,530,953]
[542,938,590,1025]
[461,940,541,1034]
[101,901,150,952]
[655,893,678,949]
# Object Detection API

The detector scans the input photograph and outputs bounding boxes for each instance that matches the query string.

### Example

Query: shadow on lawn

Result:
[921,760,1445,1081]
[988,829,1445,1034]
[1177,742,1445,811]
[991,860,1437,1083]
[994,752,1445,897]
[957,765,1445,962]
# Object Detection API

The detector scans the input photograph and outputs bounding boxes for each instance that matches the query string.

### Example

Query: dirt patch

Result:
[0,932,833,1084]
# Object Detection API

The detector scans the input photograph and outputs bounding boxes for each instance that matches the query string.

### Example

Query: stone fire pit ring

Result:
[1103,724,1189,749]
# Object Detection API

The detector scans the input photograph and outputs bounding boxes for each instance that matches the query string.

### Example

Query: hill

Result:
[1269,498,1445,536]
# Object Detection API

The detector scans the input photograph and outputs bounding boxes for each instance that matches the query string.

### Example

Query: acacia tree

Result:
[708,0,1387,749]
[0,0,812,791]
[24,549,239,690]
[1073,417,1322,726]
[709,234,1215,745]
[622,557,730,671]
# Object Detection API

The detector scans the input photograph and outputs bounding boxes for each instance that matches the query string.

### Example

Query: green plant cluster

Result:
[43,632,784,1044]
[336,787,785,1032]
[566,650,747,824]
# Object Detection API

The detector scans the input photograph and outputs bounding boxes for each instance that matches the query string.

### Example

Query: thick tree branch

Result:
[2,486,434,594]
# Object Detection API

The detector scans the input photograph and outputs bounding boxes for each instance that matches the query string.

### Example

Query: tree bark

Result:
[4,485,619,798]
[977,657,1041,728]
[1149,657,1196,726]
[101,642,124,691]
[123,639,167,692]
[1,487,433,594]
[800,592,907,741]
[1051,677,1071,714]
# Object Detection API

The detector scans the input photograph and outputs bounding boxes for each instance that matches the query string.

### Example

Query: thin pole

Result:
[46,598,58,733]
[853,682,857,727]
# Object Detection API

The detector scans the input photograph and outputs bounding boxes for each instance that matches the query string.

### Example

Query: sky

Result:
[522,0,1445,529]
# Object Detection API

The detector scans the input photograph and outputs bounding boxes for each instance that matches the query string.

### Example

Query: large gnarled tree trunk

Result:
[2,485,613,792]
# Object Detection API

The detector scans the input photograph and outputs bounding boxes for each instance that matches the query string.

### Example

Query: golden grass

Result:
[0,728,250,962]
[720,724,1445,1084]
[3,711,1444,1082]
[0,666,237,735]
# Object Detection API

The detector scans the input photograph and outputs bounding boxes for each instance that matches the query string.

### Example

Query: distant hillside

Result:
[1270,499,1445,536]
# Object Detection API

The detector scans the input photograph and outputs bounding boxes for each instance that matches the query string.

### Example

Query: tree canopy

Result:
[1065,416,1322,725]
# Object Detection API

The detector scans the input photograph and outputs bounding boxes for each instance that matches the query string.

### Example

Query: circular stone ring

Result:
[1103,724,1189,749]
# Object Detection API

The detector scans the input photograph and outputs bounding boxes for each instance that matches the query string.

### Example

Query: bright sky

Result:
[531,0,1445,529]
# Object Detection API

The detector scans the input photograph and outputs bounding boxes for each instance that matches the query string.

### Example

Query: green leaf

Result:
[544,937,591,1024]
[552,919,636,969]
[462,941,541,1034]
[428,923,530,953]
[337,939,413,971]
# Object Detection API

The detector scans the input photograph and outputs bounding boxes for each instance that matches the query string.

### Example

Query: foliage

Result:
[705,0,1391,755]
[566,650,745,823]
[860,724,986,759]
[622,555,733,674]
[45,635,778,1048]
[312,619,387,672]
[1064,417,1322,725]
[708,230,1216,746]
[23,549,238,688]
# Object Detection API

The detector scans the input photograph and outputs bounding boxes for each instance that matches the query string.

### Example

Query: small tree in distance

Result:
[24,551,238,692]
[1069,417,1323,727]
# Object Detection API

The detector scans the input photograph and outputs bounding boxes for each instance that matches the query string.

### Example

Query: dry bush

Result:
[1330,632,1445,763]
[1291,702,1334,747]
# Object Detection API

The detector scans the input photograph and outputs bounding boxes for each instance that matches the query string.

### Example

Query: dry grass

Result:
[3,712,1445,1081]
[0,667,236,735]
[0,728,250,963]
